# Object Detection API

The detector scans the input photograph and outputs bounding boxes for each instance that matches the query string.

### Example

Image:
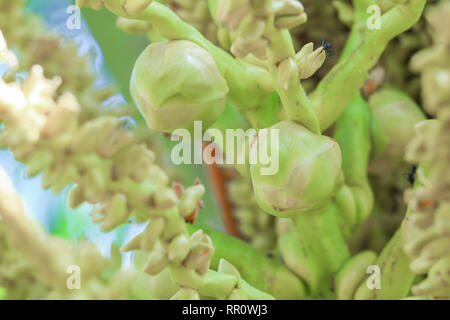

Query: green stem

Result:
[334,93,374,226]
[311,0,427,131]
[186,223,307,300]
[265,24,321,133]
[292,202,351,298]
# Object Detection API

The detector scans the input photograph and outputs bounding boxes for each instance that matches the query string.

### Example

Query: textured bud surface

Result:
[251,121,342,217]
[130,40,229,133]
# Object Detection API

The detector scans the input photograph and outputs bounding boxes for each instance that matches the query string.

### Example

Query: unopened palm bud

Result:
[116,17,152,34]
[178,184,206,217]
[183,242,214,270]
[101,0,151,15]
[171,288,200,300]
[148,165,169,186]
[42,93,80,138]
[230,17,267,59]
[76,0,104,10]
[251,121,342,217]
[140,217,166,250]
[168,234,190,263]
[82,168,106,203]
[231,37,268,59]
[369,88,426,159]
[23,65,61,114]
[96,127,133,158]
[295,42,326,80]
[114,144,155,182]
[144,248,169,275]
[0,31,18,70]
[130,40,228,133]
[216,0,250,29]
[154,188,178,208]
[122,0,152,15]
[93,193,130,232]
[273,0,307,29]
[229,289,249,299]
[412,256,450,297]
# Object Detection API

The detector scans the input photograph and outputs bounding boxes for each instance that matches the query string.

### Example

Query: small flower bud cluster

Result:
[0,31,272,300]
[216,0,309,60]
[228,177,277,251]
[0,0,121,121]
[401,1,450,299]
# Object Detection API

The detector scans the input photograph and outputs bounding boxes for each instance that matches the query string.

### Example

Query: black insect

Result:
[321,40,335,57]
[404,165,418,185]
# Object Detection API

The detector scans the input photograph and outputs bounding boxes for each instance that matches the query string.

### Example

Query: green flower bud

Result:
[144,248,169,275]
[216,0,250,30]
[130,40,229,133]
[113,144,155,182]
[168,234,190,263]
[170,288,200,300]
[295,43,326,80]
[140,217,166,251]
[116,17,152,34]
[228,289,249,299]
[369,88,426,160]
[251,121,342,217]
[273,0,307,29]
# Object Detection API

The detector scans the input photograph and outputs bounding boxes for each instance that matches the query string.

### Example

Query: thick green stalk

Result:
[186,223,307,300]
[292,202,351,298]
[334,93,374,226]
[354,229,414,299]
[312,0,427,131]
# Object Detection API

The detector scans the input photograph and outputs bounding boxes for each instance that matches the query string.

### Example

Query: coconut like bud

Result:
[130,40,229,133]
[250,121,342,217]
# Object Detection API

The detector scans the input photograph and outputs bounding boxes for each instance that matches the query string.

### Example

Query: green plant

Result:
[0,0,449,300]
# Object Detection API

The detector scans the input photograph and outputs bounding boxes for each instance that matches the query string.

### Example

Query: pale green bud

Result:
[144,248,169,275]
[178,184,206,217]
[198,270,238,299]
[228,289,249,299]
[154,188,178,208]
[116,17,152,34]
[113,144,155,182]
[168,234,190,263]
[251,121,342,217]
[171,288,200,300]
[236,278,275,300]
[96,193,130,232]
[76,0,104,10]
[216,0,250,29]
[130,40,229,133]
[273,0,307,29]
[295,43,326,80]
[140,217,166,251]
[369,88,426,159]
[218,259,241,278]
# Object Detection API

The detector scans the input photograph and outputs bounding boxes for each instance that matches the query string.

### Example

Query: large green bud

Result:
[130,40,229,133]
[250,121,342,218]
[369,87,426,173]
